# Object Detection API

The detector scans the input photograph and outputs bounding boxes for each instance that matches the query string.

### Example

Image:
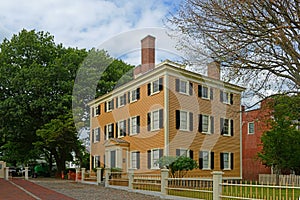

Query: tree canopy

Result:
[168,0,300,103]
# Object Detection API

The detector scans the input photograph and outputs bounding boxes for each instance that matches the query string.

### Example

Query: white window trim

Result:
[179,110,190,131]
[130,89,138,103]
[106,123,114,140]
[179,79,189,95]
[130,116,138,136]
[94,127,100,143]
[94,105,100,117]
[106,100,113,112]
[151,110,160,131]
[248,122,255,134]
[201,85,210,100]
[222,152,232,170]
[151,149,160,169]
[202,151,211,170]
[150,79,160,95]
[178,148,190,157]
[222,118,232,136]
[117,120,126,138]
[130,151,139,169]
[222,91,231,104]
[202,114,210,134]
[118,95,126,108]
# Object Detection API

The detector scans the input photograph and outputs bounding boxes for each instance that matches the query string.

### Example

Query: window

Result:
[129,88,140,103]
[105,123,114,140]
[199,114,214,134]
[147,149,163,169]
[129,116,140,135]
[131,151,140,169]
[220,118,233,136]
[176,110,193,131]
[220,91,233,104]
[110,150,116,168]
[248,122,254,134]
[94,127,100,142]
[147,78,163,96]
[105,99,114,112]
[117,120,126,138]
[94,156,100,168]
[199,151,214,170]
[198,85,213,100]
[116,94,126,108]
[147,109,163,131]
[94,105,101,116]
[175,79,193,95]
[220,152,234,170]
[176,149,193,158]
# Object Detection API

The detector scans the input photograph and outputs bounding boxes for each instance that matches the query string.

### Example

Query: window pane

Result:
[152,150,159,168]
[152,80,159,93]
[202,86,208,98]
[202,115,209,132]
[223,153,229,169]
[131,90,137,101]
[179,80,187,93]
[152,110,159,130]
[180,111,187,130]
[131,152,137,168]
[131,117,137,134]
[224,119,229,135]
[248,122,254,134]
[203,151,209,169]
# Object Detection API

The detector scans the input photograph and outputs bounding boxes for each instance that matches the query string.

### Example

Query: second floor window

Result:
[176,110,193,131]
[117,120,126,137]
[175,79,193,95]
[147,109,163,131]
[220,91,233,104]
[198,85,213,100]
[129,116,140,135]
[220,118,233,136]
[199,114,214,134]
[248,122,254,134]
[148,78,163,96]
[129,88,140,102]
[116,94,126,108]
[105,99,114,112]
[105,123,114,140]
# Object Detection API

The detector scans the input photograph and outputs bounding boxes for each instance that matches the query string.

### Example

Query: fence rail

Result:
[259,174,300,186]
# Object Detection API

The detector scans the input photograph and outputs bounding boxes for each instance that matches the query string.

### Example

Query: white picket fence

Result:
[259,174,300,186]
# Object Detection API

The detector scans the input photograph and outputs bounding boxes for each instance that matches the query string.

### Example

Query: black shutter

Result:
[124,120,127,136]
[137,152,140,169]
[220,91,224,102]
[220,118,224,135]
[159,109,163,129]
[220,153,224,169]
[127,119,130,135]
[98,105,101,115]
[159,77,163,91]
[104,102,107,112]
[91,156,94,169]
[104,125,107,140]
[198,114,203,132]
[175,79,180,92]
[111,99,114,110]
[230,119,234,136]
[158,149,164,168]
[198,85,202,97]
[210,88,214,100]
[189,112,193,131]
[176,110,180,129]
[230,93,233,104]
[137,116,140,133]
[112,124,114,138]
[97,128,100,141]
[128,91,131,103]
[147,150,151,169]
[136,88,140,100]
[189,82,193,96]
[147,112,151,131]
[92,107,95,117]
[189,150,194,159]
[116,97,118,108]
[91,129,94,143]
[124,94,127,105]
[176,149,180,157]
[147,83,151,96]
[210,116,214,134]
[199,151,203,169]
[210,152,214,169]
[116,123,118,137]
[230,153,234,170]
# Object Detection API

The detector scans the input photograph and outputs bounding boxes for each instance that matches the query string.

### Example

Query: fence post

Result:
[4,167,9,180]
[128,168,135,190]
[81,168,85,183]
[75,168,80,182]
[96,168,102,185]
[212,171,224,200]
[25,167,29,180]
[105,168,111,187]
[161,168,169,196]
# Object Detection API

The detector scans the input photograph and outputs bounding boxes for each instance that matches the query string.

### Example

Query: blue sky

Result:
[0,0,181,59]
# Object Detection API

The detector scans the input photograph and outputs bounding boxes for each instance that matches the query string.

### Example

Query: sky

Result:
[0,0,184,65]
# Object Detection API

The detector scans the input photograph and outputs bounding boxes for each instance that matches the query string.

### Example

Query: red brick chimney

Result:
[207,61,220,80]
[134,35,155,78]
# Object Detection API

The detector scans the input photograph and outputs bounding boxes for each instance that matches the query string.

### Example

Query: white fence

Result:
[259,174,300,186]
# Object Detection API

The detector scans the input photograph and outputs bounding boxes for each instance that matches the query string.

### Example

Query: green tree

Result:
[258,95,300,184]
[168,0,300,99]
[157,156,198,177]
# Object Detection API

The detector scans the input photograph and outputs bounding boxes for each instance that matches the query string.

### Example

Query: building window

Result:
[175,79,193,95]
[220,118,233,136]
[248,122,254,134]
[199,151,214,170]
[116,94,126,108]
[129,88,140,103]
[105,99,114,112]
[129,116,140,135]
[199,114,214,134]
[110,150,116,168]
[198,85,213,100]
[220,91,233,104]
[176,149,193,158]
[147,109,163,131]
[147,78,163,96]
[94,127,100,142]
[147,149,163,169]
[176,110,193,131]
[220,152,234,170]
[105,123,114,140]
[94,105,101,116]
[131,151,140,169]
[117,120,126,138]
[94,156,100,168]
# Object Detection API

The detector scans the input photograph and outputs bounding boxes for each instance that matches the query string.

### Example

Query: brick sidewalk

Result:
[0,178,75,200]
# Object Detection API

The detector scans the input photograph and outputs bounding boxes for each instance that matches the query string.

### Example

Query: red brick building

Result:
[242,100,272,181]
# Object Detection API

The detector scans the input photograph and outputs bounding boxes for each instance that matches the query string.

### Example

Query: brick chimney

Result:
[134,35,155,78]
[207,61,220,80]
